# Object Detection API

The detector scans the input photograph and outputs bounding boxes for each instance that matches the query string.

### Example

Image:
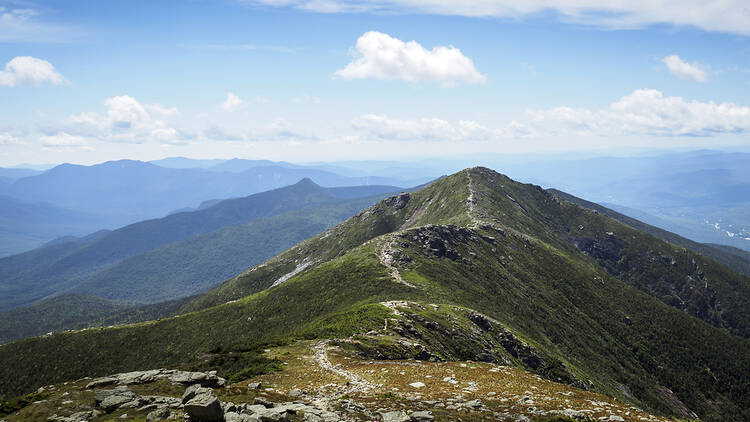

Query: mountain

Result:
[0,184,400,343]
[0,160,418,224]
[0,167,41,181]
[549,189,750,277]
[149,157,228,169]
[0,196,115,258]
[497,150,750,251]
[0,179,397,314]
[1,168,749,421]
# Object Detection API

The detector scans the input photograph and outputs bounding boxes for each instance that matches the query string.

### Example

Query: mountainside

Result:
[502,150,750,251]
[1,168,749,421]
[549,188,750,277]
[0,187,396,343]
[0,196,115,258]
[0,179,394,314]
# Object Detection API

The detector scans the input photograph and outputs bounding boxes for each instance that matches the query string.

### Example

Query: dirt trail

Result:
[377,237,416,288]
[466,169,482,227]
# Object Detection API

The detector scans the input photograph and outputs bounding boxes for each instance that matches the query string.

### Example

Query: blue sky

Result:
[1,0,749,165]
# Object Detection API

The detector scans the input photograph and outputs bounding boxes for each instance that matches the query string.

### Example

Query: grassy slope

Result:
[0,294,126,344]
[0,179,346,313]
[1,168,749,421]
[0,195,387,343]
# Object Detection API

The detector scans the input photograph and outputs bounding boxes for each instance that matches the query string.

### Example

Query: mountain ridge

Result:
[1,167,749,421]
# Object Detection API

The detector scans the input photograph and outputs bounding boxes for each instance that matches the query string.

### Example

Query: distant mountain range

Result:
[0,159,434,257]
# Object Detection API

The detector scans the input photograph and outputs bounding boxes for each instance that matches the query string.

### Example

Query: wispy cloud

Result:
[242,0,750,36]
[335,31,486,87]
[0,3,81,43]
[351,114,532,141]
[662,55,709,82]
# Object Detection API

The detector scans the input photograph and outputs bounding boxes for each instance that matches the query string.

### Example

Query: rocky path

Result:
[313,340,379,392]
[377,237,415,288]
[465,169,482,228]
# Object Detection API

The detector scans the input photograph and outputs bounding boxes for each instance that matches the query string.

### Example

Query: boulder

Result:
[146,407,171,422]
[225,412,259,422]
[86,377,118,389]
[380,411,410,422]
[183,387,223,422]
[182,384,202,404]
[97,389,137,412]
[247,382,262,390]
[409,411,434,422]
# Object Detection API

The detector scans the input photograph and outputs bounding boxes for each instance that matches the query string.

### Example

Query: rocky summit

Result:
[1,168,750,422]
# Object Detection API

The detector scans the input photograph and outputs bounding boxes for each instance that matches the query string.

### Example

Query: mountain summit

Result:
[1,168,749,421]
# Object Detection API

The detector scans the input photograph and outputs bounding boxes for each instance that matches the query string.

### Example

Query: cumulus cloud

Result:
[221,92,245,111]
[662,55,709,82]
[245,0,750,35]
[527,89,750,136]
[0,56,67,87]
[351,114,532,141]
[66,95,190,144]
[335,31,486,86]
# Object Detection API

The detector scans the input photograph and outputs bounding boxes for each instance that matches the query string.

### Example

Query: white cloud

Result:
[0,132,23,145]
[335,31,486,86]
[292,93,321,104]
[246,1,750,35]
[66,95,190,144]
[527,89,750,136]
[39,132,88,149]
[0,6,79,43]
[0,56,67,87]
[662,55,709,82]
[221,92,245,111]
[351,114,532,141]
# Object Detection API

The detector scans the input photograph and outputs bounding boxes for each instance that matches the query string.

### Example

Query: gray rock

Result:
[225,412,259,422]
[553,409,585,420]
[246,404,270,414]
[254,407,290,422]
[99,391,137,412]
[465,399,482,408]
[117,369,163,385]
[288,389,302,398]
[146,407,171,422]
[183,387,223,422]
[182,384,202,404]
[86,377,118,389]
[380,411,410,422]
[409,411,434,421]
[247,382,262,390]
[253,397,274,408]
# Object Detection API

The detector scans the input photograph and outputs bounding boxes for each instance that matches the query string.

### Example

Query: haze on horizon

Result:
[1,0,749,166]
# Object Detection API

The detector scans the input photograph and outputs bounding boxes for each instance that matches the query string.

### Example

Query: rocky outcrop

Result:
[86,369,226,390]
[182,386,223,422]
[85,373,342,422]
